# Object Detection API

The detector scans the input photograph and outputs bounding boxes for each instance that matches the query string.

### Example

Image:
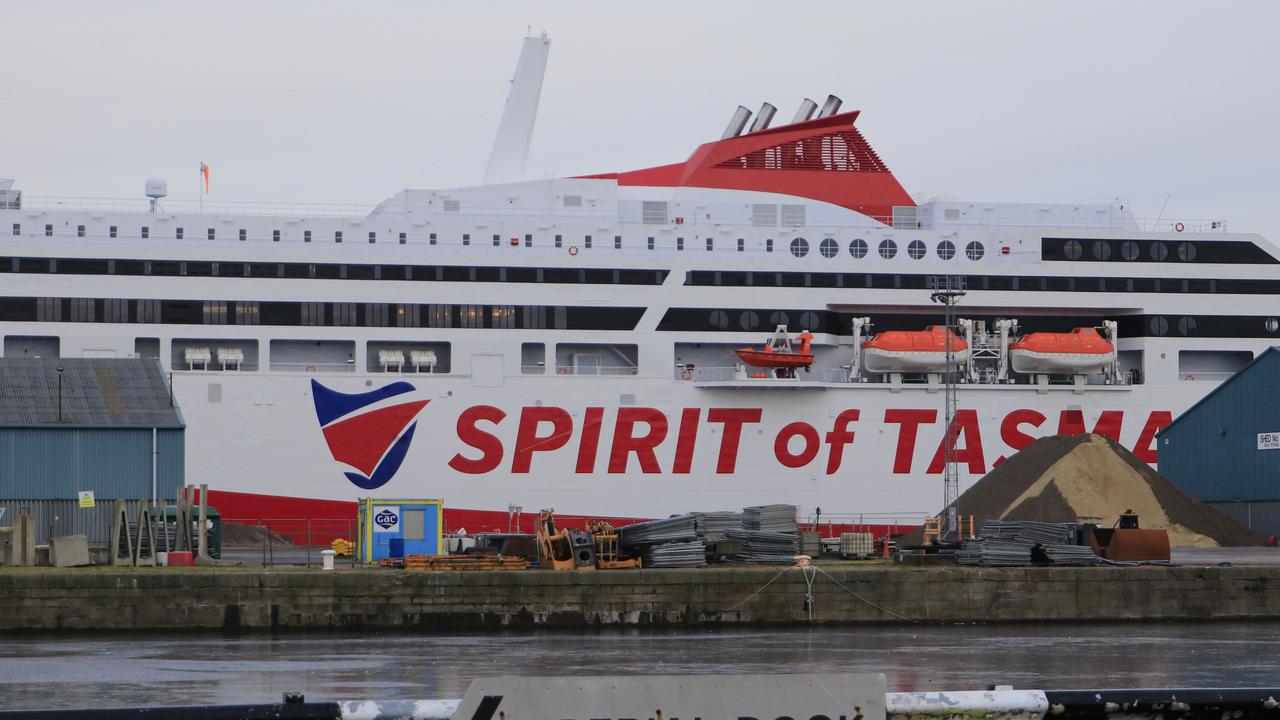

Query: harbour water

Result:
[2,622,1279,711]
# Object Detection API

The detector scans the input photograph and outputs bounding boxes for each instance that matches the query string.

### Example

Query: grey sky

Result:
[3,1,1278,239]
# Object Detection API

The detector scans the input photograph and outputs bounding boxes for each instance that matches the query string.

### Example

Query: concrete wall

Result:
[2,565,1279,632]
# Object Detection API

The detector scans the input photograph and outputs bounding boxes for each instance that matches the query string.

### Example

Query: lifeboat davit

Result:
[862,325,969,373]
[735,329,815,370]
[1009,326,1115,375]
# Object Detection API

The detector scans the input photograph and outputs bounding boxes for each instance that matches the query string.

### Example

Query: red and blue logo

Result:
[311,380,429,490]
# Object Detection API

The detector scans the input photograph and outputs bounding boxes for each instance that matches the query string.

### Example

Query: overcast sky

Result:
[4,1,1278,238]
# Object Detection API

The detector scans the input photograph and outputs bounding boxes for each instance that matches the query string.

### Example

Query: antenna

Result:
[483,32,551,185]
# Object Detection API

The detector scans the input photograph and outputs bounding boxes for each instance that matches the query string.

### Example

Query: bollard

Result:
[321,549,336,571]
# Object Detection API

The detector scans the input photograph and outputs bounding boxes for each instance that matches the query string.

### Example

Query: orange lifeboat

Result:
[735,328,815,371]
[862,325,968,373]
[1009,326,1115,375]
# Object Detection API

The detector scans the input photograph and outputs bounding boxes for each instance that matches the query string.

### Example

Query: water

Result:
[2,623,1280,711]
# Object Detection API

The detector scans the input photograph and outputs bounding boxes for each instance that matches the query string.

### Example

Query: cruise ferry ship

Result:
[2,34,1274,535]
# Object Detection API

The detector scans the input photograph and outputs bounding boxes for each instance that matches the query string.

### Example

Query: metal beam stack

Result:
[641,540,707,568]
[743,504,799,534]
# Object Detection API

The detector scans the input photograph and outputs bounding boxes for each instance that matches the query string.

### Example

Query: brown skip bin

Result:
[1088,527,1172,562]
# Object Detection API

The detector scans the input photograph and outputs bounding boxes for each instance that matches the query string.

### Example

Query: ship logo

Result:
[311,380,429,490]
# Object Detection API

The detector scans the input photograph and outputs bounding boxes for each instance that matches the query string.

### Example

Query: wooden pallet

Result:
[400,554,530,571]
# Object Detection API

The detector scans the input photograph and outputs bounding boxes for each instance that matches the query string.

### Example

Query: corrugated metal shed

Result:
[1160,346,1280,502]
[0,357,182,427]
[0,358,185,503]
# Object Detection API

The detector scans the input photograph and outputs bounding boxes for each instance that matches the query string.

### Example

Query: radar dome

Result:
[144,177,168,200]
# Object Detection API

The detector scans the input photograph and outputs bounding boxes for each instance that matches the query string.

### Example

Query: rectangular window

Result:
[752,204,778,227]
[554,234,563,248]
[706,237,714,251]
[563,195,582,208]
[104,298,128,323]
[304,230,312,243]
[677,236,684,251]
[462,233,470,246]
[239,229,246,242]
[443,199,461,212]
[136,299,161,323]
[77,225,85,238]
[614,235,622,249]
[781,204,806,227]
[235,301,260,325]
[11,224,18,236]
[37,297,60,322]
[44,224,53,237]
[492,234,500,247]
[141,226,150,239]
[207,228,215,240]
[399,232,406,245]
[273,230,280,243]
[585,235,592,249]
[68,298,94,323]
[642,201,668,224]
[176,227,184,240]
[110,226,118,239]
[369,231,377,244]
[335,230,343,243]
[332,302,357,326]
[766,238,774,253]
[202,300,227,325]
[647,236,655,250]
[524,233,532,248]
[429,232,437,245]
[737,238,744,252]
[395,303,420,328]
[366,303,389,327]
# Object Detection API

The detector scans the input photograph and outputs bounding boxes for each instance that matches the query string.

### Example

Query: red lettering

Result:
[994,409,1047,466]
[575,407,605,473]
[672,408,700,474]
[885,409,937,474]
[774,422,820,468]
[608,407,669,473]
[448,405,506,474]
[511,406,572,473]
[824,409,860,475]
[927,409,986,474]
[707,408,763,474]
[1133,410,1173,463]
[1058,409,1124,441]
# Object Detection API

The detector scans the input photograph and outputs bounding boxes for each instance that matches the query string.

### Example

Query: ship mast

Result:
[929,275,967,538]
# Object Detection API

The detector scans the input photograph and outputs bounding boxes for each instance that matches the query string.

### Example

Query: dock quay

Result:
[2,562,1279,632]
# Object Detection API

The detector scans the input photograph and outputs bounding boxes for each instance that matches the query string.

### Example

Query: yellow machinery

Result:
[536,511,641,570]
[587,520,642,570]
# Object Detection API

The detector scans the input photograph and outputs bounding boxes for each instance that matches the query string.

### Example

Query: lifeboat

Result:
[1009,326,1115,375]
[735,329,815,370]
[862,325,968,373]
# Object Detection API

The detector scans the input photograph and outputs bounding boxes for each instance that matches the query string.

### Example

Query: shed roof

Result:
[0,358,183,428]
[1161,346,1280,436]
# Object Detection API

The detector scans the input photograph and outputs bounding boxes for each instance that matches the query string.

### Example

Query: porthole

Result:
[790,237,809,258]
[1092,240,1112,260]
[738,311,760,331]
[1177,316,1197,336]
[1063,240,1083,260]
[878,239,897,259]
[965,241,984,261]
[800,311,821,331]
[708,310,729,330]
[908,239,927,260]
[937,240,955,260]
[1266,317,1279,334]
[819,237,839,258]
[1120,240,1139,261]
[1177,241,1197,262]
[1150,241,1168,261]
[769,311,791,328]
[1150,316,1169,336]
[849,238,868,259]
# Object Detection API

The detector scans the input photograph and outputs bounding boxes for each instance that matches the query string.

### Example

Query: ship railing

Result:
[267,361,357,373]
[802,512,928,539]
[1179,370,1235,382]
[684,366,856,383]
[17,195,376,218]
[553,364,638,376]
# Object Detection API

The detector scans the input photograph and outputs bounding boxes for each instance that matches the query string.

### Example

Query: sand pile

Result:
[950,433,1262,547]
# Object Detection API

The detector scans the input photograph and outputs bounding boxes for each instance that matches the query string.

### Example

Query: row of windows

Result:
[1042,238,1277,265]
[0,256,669,286]
[0,297,646,331]
[684,270,1280,295]
[657,307,1280,339]
[789,237,985,261]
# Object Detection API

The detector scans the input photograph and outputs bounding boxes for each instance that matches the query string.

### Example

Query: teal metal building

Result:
[0,358,184,542]
[1159,347,1280,539]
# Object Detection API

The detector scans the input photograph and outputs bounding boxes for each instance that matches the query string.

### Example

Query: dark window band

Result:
[684,270,1280,295]
[1042,237,1276,265]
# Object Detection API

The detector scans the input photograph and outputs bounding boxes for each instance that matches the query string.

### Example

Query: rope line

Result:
[815,567,912,621]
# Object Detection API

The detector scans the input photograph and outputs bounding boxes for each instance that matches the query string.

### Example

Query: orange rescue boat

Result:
[862,325,968,373]
[735,328,815,370]
[1009,326,1115,375]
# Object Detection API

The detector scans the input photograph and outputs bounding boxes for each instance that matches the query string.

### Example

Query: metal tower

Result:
[929,275,967,537]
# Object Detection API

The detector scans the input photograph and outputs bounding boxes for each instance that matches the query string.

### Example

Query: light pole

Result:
[928,276,966,538]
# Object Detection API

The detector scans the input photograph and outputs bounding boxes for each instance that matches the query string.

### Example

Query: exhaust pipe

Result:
[816,94,843,118]
[721,105,753,139]
[792,98,818,123]
[748,102,777,133]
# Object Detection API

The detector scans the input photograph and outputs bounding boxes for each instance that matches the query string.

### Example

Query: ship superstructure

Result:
[2,34,1275,533]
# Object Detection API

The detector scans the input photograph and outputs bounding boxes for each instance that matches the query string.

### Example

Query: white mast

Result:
[483,31,551,185]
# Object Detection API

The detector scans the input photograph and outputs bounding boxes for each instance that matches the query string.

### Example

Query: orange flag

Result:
[200,162,209,194]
